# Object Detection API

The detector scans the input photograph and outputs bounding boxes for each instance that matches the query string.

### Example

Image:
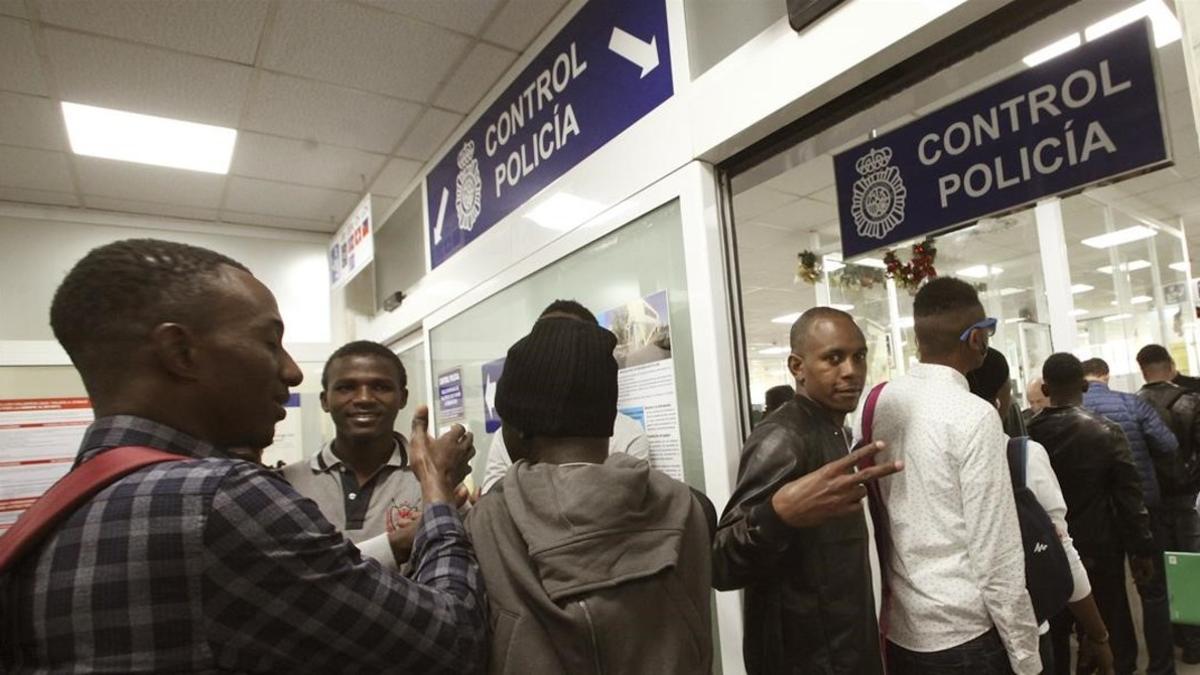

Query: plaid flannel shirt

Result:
[0,415,486,673]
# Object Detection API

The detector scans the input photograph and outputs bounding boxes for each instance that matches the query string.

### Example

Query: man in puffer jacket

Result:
[1081,357,1178,675]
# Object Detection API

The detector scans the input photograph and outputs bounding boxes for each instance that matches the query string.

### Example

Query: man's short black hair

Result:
[50,238,249,380]
[1080,357,1109,378]
[1043,352,1085,391]
[321,341,407,390]
[789,306,857,354]
[912,277,983,357]
[1136,344,1172,368]
[764,384,795,412]
[539,299,597,324]
[967,347,1010,401]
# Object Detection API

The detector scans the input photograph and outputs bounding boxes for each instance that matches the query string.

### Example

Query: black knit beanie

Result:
[967,347,1010,401]
[495,316,618,438]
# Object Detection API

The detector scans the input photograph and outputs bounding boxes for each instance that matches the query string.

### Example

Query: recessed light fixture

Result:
[1109,296,1153,305]
[1071,309,1089,317]
[526,193,605,231]
[758,346,791,355]
[998,287,1025,296]
[1170,262,1191,273]
[771,312,802,325]
[1085,0,1180,47]
[1103,313,1133,323]
[1097,260,1151,274]
[1071,284,1095,294]
[852,257,889,269]
[61,101,236,174]
[897,316,915,328]
[830,303,855,311]
[1004,317,1028,325]
[1023,34,1082,67]
[823,255,846,273]
[957,265,1003,278]
[1082,225,1157,249]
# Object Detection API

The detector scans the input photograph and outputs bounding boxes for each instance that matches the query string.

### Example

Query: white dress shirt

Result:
[865,363,1041,674]
[480,412,651,493]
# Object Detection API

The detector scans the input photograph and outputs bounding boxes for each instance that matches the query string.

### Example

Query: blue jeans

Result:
[887,629,1013,675]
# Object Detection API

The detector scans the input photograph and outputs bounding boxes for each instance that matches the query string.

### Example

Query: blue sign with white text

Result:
[835,20,1168,259]
[425,0,673,267]
[481,357,505,433]
[437,368,465,421]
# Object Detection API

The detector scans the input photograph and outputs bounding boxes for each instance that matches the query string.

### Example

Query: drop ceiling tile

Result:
[483,0,568,51]
[762,156,836,197]
[224,176,360,224]
[37,0,268,64]
[0,17,47,95]
[223,210,334,233]
[244,72,423,153]
[732,186,795,221]
[758,197,839,229]
[264,1,470,101]
[0,146,73,191]
[435,42,518,113]
[0,186,79,207]
[363,0,501,35]
[0,92,67,151]
[396,107,464,161]
[736,222,794,250]
[75,156,225,208]
[230,133,387,192]
[83,195,221,222]
[45,28,252,126]
[371,157,422,197]
[0,0,27,18]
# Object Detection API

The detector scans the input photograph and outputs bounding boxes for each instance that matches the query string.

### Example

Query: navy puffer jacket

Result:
[1083,381,1178,507]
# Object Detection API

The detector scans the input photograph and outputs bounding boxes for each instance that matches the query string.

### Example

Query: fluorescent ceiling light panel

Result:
[526,193,605,231]
[61,101,235,174]
[1110,296,1152,305]
[823,255,846,273]
[1004,317,1027,324]
[1023,33,1082,67]
[1071,284,1095,294]
[957,265,1003,278]
[1097,260,1151,274]
[1082,225,1157,249]
[897,316,915,328]
[830,303,855,311]
[851,257,889,269]
[998,287,1025,296]
[1071,309,1089,317]
[1084,0,1180,48]
[1170,262,1190,273]
[1103,313,1133,323]
[771,312,802,325]
[758,346,791,355]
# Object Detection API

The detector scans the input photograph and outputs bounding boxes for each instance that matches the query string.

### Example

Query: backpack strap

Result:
[861,382,888,444]
[1006,436,1029,489]
[0,446,183,575]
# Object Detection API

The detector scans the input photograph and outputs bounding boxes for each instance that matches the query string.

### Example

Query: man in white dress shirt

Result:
[867,277,1041,674]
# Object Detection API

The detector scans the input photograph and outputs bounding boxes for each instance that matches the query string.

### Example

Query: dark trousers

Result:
[1049,554,1137,675]
[887,629,1013,675]
[1160,494,1200,652]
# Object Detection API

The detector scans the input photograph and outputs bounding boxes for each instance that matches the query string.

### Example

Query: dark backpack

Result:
[1140,386,1200,494]
[1006,437,1073,623]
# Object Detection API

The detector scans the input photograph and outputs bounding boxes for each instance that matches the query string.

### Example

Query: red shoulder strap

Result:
[861,382,888,444]
[0,446,183,574]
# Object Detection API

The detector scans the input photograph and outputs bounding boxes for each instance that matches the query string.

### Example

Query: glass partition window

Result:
[394,341,428,438]
[727,0,1200,421]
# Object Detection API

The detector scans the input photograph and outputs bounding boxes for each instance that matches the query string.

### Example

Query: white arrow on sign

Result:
[433,186,449,245]
[608,27,658,78]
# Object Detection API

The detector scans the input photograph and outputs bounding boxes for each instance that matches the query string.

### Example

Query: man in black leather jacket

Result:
[713,307,901,674]
[1028,353,1156,675]
[1137,344,1200,663]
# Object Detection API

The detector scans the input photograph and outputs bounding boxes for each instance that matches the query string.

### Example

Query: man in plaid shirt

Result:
[0,239,487,673]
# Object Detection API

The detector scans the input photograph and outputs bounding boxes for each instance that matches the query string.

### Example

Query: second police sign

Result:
[835,19,1170,259]
[425,0,673,268]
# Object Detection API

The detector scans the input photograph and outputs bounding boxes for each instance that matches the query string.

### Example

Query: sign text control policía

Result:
[424,0,673,268]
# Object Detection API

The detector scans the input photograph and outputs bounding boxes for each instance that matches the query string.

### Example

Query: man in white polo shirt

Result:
[866,277,1040,674]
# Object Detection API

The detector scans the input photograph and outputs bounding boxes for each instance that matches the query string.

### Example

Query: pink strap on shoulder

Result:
[861,382,888,444]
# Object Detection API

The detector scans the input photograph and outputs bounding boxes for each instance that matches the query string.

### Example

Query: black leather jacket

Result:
[712,396,880,675]
[1027,406,1154,558]
[1138,381,1200,496]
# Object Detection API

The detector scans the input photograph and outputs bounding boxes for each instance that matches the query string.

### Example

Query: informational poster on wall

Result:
[328,194,374,289]
[437,368,466,428]
[481,358,505,433]
[0,397,94,533]
[598,290,684,480]
[261,393,303,468]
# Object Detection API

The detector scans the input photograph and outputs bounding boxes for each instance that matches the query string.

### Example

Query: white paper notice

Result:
[0,398,94,533]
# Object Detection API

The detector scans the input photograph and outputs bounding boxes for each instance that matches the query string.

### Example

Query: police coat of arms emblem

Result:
[850,146,907,240]
[455,140,482,232]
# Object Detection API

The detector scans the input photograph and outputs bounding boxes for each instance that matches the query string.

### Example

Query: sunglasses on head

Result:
[959,317,997,342]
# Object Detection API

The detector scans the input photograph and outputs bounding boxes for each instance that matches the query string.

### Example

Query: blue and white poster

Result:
[425,0,673,268]
[835,19,1168,259]
[437,368,465,422]
[480,357,505,434]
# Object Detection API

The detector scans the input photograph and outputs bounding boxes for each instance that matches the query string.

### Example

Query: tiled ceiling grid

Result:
[0,0,569,232]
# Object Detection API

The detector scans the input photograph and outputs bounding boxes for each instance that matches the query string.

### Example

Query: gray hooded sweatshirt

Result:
[465,453,712,674]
